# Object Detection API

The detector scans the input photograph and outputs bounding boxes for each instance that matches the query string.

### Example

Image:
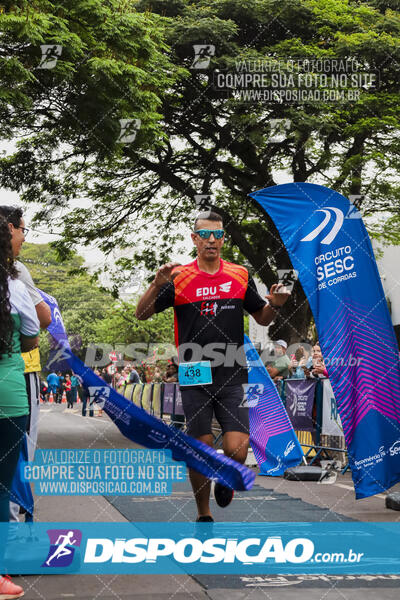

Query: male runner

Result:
[136,211,289,521]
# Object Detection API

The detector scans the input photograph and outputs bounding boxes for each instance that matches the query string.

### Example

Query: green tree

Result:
[93,301,175,346]
[3,0,400,342]
[20,242,177,367]
[93,301,176,365]
[20,242,115,362]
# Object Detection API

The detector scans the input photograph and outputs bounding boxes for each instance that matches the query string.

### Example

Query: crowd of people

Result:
[39,362,179,414]
[266,340,328,383]
[40,344,326,407]
[43,371,80,407]
[113,361,178,388]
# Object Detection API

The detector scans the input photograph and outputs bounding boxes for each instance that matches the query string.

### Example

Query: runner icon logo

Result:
[42,529,82,567]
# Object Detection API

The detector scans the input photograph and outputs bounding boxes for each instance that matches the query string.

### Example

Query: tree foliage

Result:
[2,0,400,342]
[20,242,174,367]
[93,301,175,346]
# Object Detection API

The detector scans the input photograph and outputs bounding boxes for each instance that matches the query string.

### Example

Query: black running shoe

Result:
[196,515,214,522]
[214,482,234,508]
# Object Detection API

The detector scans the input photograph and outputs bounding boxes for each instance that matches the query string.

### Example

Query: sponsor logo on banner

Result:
[46,345,71,371]
[389,440,400,457]
[289,394,308,417]
[249,182,400,499]
[321,380,344,436]
[301,207,344,245]
[148,430,169,444]
[353,446,386,470]
[284,441,296,457]
[42,529,82,567]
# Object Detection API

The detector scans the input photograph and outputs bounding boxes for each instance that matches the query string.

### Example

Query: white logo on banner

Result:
[301,207,344,245]
[321,380,343,436]
[389,440,400,457]
[284,441,295,457]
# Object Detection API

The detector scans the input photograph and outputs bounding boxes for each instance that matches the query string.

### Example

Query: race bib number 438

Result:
[178,361,212,386]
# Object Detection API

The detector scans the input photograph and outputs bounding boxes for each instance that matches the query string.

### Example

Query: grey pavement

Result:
[12,403,400,600]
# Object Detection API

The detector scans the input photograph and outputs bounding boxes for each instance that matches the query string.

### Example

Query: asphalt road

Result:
[12,403,400,600]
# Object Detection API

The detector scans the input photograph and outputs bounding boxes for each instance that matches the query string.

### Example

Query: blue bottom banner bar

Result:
[1,522,400,574]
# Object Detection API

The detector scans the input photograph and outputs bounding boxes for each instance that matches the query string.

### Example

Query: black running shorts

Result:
[179,384,249,438]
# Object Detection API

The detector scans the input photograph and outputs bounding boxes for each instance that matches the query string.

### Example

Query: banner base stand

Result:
[284,466,323,481]
[386,492,400,511]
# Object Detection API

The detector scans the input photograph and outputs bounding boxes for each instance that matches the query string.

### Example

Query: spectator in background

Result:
[163,361,183,427]
[46,370,59,401]
[310,343,329,378]
[129,364,141,384]
[101,368,112,385]
[117,366,130,387]
[40,380,48,403]
[137,365,146,383]
[92,369,104,416]
[65,373,73,408]
[290,345,308,379]
[81,386,93,418]
[163,362,178,383]
[56,371,64,403]
[152,366,163,383]
[70,373,79,404]
[113,368,124,388]
[0,214,40,599]
[267,340,291,381]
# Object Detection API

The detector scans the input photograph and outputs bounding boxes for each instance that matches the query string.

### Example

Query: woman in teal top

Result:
[0,215,39,520]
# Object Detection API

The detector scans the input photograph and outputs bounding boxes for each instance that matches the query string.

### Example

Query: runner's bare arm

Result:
[135,262,181,320]
[36,300,52,328]
[251,283,290,326]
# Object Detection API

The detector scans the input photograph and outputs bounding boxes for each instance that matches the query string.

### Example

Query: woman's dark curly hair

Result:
[0,214,17,356]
